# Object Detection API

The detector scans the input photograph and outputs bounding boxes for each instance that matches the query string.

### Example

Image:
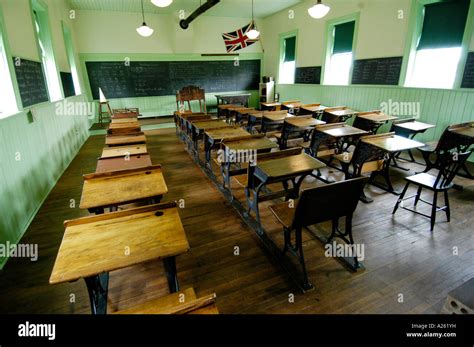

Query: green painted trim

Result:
[321,12,360,86]
[277,29,298,85]
[454,0,474,88]
[0,4,22,114]
[61,21,82,96]
[29,0,64,102]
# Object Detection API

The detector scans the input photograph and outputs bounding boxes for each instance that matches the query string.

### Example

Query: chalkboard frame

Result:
[84,58,262,100]
[294,66,321,85]
[13,57,49,108]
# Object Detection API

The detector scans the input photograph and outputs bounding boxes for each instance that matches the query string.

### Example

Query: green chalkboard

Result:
[86,60,261,100]
[13,58,49,107]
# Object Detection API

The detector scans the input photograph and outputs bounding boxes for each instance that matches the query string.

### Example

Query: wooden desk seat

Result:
[268,177,367,290]
[113,288,218,314]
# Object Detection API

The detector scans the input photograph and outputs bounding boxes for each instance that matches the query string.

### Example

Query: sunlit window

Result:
[0,17,17,118]
[325,52,353,86]
[33,8,62,101]
[280,61,295,84]
[324,21,355,86]
[406,0,469,89]
[279,35,296,84]
[407,48,462,89]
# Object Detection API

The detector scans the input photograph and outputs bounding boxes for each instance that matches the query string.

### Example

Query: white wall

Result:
[73,9,264,54]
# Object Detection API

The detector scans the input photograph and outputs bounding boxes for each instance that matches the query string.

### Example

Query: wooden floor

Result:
[0,127,473,314]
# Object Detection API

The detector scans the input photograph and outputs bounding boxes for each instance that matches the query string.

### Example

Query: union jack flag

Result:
[222,22,258,53]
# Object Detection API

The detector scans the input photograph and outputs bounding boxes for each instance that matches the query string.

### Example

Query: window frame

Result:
[278,29,298,85]
[29,0,63,102]
[0,4,21,117]
[61,21,82,96]
[401,0,474,89]
[321,12,360,86]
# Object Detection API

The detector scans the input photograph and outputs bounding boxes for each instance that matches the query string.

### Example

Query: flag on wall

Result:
[222,22,258,53]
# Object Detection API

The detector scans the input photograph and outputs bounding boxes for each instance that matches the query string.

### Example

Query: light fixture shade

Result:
[247,29,260,40]
[136,22,154,37]
[151,0,173,7]
[308,3,331,19]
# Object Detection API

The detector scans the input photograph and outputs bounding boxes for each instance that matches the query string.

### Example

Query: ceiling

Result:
[67,0,303,19]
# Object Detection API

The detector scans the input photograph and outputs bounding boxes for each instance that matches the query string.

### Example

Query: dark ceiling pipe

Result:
[180,0,220,29]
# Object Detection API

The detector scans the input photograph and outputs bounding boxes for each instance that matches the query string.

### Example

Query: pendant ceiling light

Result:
[308,0,331,19]
[247,0,260,40]
[151,0,173,7]
[136,0,154,37]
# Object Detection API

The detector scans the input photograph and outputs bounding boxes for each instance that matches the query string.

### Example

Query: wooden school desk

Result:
[247,110,287,133]
[285,116,326,128]
[176,113,211,141]
[49,203,190,315]
[203,127,251,168]
[79,165,168,214]
[323,107,359,123]
[220,136,278,196]
[96,154,152,173]
[393,120,435,163]
[246,151,326,224]
[260,101,281,111]
[190,119,230,158]
[226,106,255,124]
[313,123,369,155]
[105,132,146,146]
[448,122,474,179]
[299,104,327,117]
[278,117,326,150]
[362,134,425,194]
[101,144,148,159]
[107,122,141,135]
[356,111,398,134]
[217,104,239,118]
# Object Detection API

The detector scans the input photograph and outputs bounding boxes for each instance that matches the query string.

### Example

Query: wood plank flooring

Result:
[0,127,472,314]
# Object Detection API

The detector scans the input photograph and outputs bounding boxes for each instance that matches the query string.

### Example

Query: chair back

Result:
[350,134,388,177]
[292,177,367,229]
[434,150,472,188]
[176,85,207,113]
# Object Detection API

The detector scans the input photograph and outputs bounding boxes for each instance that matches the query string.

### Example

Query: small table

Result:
[190,119,230,159]
[323,107,358,123]
[449,123,474,179]
[106,133,146,146]
[79,165,168,214]
[247,153,326,224]
[203,127,251,168]
[49,203,189,314]
[393,121,435,163]
[363,134,425,194]
[221,136,278,195]
[101,144,148,159]
[215,94,251,108]
[107,122,141,135]
[260,102,281,111]
[96,154,152,173]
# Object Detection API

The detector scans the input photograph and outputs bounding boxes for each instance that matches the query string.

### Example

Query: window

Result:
[325,21,355,85]
[406,0,470,89]
[31,1,62,101]
[279,35,296,84]
[0,7,18,118]
[62,22,81,95]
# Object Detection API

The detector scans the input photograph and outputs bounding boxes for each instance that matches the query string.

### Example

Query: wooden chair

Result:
[176,85,207,114]
[393,150,472,231]
[418,123,472,173]
[269,177,367,291]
